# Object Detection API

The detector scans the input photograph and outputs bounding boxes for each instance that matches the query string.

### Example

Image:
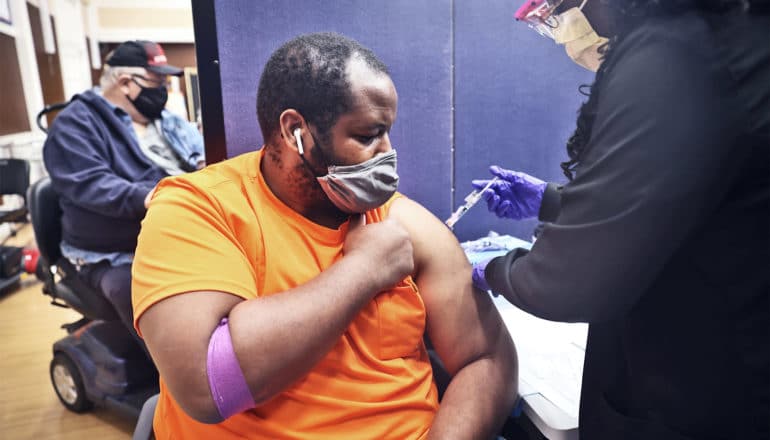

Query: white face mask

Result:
[551,0,608,72]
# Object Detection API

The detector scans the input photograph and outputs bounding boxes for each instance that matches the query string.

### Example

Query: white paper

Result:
[500,307,587,419]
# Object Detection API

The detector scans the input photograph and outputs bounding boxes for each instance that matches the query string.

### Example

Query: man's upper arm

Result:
[132,177,256,421]
[389,198,511,374]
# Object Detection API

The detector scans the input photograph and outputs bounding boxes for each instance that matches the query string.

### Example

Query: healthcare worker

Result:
[471,0,769,438]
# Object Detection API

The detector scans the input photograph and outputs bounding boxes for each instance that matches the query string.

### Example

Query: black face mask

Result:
[128,78,168,120]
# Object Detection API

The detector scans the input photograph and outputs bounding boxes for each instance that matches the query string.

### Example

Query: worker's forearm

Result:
[227,253,380,404]
[428,334,518,440]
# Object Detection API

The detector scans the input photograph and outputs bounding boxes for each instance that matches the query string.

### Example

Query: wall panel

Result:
[0,33,31,135]
[28,3,65,126]
[213,0,453,216]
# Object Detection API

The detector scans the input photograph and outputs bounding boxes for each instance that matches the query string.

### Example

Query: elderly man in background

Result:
[43,40,205,354]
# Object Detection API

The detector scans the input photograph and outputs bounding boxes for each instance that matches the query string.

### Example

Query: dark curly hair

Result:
[257,32,389,146]
[560,0,768,180]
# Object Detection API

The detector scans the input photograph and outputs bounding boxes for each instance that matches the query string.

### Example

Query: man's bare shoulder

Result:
[387,196,470,282]
[388,197,450,244]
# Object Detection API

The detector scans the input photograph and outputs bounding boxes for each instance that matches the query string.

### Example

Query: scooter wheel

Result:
[50,352,93,413]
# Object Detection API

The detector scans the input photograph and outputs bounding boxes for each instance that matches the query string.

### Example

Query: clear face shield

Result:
[513,0,606,71]
[513,0,565,39]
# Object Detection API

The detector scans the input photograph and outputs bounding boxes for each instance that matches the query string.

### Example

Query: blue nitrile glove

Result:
[472,166,547,220]
[472,259,493,293]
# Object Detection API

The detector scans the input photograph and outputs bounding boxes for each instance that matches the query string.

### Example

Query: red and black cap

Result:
[105,40,183,76]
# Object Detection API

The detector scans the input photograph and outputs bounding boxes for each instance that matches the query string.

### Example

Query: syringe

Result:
[445,177,499,229]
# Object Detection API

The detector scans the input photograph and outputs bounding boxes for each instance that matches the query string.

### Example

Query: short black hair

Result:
[257,32,389,144]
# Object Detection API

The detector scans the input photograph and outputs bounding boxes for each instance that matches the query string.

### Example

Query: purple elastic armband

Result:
[207,318,255,419]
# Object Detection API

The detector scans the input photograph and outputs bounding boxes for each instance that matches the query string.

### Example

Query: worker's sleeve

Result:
[485,35,745,323]
[538,183,562,223]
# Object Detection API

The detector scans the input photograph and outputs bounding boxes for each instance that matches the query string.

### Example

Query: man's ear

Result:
[117,74,133,96]
[278,109,306,151]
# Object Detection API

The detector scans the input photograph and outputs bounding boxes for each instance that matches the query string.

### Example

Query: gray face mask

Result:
[294,128,399,214]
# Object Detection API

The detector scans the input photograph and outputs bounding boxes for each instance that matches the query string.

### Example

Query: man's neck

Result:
[132,120,149,137]
[260,146,349,229]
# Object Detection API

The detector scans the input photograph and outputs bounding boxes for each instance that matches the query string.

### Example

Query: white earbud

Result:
[293,128,304,155]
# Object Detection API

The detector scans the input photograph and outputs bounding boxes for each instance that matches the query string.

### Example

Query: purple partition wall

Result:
[194,0,593,241]
[209,0,453,217]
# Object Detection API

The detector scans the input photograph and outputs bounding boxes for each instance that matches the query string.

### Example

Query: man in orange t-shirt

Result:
[132,32,517,439]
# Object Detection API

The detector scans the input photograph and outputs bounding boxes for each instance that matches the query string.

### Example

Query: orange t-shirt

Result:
[132,148,439,439]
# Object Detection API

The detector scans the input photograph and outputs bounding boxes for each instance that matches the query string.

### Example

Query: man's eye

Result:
[356,135,376,144]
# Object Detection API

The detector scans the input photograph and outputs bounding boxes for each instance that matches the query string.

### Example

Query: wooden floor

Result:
[0,226,135,440]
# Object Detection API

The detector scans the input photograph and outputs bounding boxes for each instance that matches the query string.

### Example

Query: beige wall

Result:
[93,0,195,43]
[97,7,192,30]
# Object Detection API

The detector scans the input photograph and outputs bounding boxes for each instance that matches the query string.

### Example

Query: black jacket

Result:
[42,90,167,253]
[485,10,769,439]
